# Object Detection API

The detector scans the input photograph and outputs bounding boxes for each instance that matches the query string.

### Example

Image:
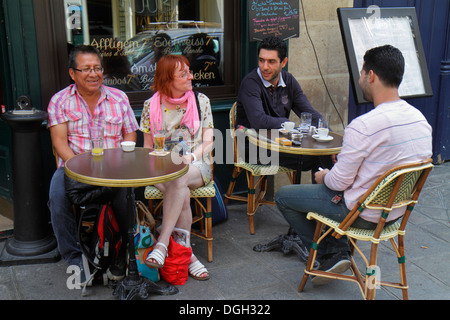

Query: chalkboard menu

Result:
[248,0,300,41]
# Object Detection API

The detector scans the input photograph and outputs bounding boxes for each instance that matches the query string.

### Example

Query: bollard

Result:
[0,96,60,265]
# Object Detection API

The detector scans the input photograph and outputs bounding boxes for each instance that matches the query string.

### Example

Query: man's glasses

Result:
[176,70,194,79]
[73,67,104,74]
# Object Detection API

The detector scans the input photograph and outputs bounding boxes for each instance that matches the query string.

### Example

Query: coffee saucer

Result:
[149,150,170,156]
[312,134,333,142]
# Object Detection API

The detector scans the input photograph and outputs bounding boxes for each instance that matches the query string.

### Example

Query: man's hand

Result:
[314,168,329,184]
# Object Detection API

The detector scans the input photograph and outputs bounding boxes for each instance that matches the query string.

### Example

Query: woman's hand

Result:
[182,153,195,164]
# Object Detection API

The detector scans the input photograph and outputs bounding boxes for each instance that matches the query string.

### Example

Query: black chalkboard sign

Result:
[248,0,300,41]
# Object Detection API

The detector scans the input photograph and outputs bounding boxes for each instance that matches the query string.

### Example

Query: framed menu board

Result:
[338,7,433,104]
[248,0,300,41]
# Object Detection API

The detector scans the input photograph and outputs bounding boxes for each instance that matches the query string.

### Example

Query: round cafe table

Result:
[65,147,188,300]
[246,129,343,183]
[246,129,343,263]
[246,129,343,156]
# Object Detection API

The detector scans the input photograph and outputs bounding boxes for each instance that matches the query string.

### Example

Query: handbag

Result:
[134,200,159,282]
[160,236,192,285]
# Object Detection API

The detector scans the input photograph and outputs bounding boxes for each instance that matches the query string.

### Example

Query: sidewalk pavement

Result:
[0,162,449,302]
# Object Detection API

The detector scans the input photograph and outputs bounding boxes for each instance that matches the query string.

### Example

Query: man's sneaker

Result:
[311,252,351,285]
[107,261,126,281]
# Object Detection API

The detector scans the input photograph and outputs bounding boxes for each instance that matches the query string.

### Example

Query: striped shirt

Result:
[48,84,139,167]
[324,100,432,223]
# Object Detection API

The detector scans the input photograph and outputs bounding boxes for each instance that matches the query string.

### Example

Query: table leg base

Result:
[112,276,178,300]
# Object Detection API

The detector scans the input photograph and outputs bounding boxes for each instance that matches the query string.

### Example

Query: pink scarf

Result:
[149,91,200,136]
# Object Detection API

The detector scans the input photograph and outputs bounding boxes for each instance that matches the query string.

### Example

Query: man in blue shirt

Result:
[236,36,331,172]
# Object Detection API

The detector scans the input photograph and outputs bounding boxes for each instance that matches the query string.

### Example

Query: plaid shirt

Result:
[48,84,139,167]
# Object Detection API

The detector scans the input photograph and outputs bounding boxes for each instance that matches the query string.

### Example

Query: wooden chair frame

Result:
[298,159,434,300]
[224,102,296,234]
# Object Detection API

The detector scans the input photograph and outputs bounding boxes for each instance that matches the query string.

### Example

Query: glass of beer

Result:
[153,122,166,154]
[89,125,104,156]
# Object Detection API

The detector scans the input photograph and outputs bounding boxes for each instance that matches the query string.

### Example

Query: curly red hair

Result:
[152,55,190,97]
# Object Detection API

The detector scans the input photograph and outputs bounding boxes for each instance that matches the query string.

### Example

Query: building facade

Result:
[1,0,448,220]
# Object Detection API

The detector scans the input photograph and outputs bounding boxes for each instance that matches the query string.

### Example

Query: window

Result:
[63,0,239,105]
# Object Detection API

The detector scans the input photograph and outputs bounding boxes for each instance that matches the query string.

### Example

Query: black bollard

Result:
[0,96,60,265]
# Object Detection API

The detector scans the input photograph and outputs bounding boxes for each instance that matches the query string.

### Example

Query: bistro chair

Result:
[144,152,215,262]
[224,102,296,234]
[298,159,434,300]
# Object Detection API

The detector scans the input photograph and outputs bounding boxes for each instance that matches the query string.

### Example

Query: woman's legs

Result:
[147,165,209,278]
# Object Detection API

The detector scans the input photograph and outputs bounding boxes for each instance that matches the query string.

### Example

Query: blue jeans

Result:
[48,168,133,265]
[275,184,381,262]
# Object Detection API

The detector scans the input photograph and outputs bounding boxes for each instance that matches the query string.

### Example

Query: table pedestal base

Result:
[253,228,318,268]
[113,275,178,300]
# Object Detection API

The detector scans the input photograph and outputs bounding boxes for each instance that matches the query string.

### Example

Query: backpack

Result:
[77,203,122,287]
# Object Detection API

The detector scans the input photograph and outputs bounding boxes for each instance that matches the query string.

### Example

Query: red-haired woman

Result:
[139,55,213,281]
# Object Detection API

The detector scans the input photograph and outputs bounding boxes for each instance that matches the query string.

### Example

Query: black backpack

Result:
[78,203,122,285]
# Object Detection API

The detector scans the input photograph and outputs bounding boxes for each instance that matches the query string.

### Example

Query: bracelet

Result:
[191,153,197,162]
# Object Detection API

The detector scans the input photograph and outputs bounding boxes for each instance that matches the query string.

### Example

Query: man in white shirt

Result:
[275,45,432,285]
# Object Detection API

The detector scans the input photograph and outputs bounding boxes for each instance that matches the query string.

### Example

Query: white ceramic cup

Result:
[121,141,136,152]
[315,127,329,139]
[281,121,295,132]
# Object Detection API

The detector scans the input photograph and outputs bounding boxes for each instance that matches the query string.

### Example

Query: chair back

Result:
[229,102,240,162]
[338,159,434,235]
[229,102,237,137]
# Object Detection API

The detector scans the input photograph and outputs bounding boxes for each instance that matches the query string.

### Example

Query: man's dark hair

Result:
[363,45,405,88]
[68,45,103,69]
[258,36,287,61]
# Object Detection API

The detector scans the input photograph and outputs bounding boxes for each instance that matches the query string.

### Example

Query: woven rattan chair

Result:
[298,159,434,300]
[224,102,296,234]
[144,152,215,262]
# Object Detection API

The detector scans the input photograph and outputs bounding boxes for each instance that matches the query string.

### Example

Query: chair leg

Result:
[224,166,242,205]
[205,197,213,262]
[397,235,409,300]
[298,221,323,292]
[246,173,256,235]
[195,201,205,233]
[298,247,314,292]
[286,171,297,184]
[147,199,155,215]
[365,242,379,300]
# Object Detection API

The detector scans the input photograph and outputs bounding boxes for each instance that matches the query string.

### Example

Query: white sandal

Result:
[145,242,168,269]
[189,258,210,281]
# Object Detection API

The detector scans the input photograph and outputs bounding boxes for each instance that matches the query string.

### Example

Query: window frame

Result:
[35,0,241,110]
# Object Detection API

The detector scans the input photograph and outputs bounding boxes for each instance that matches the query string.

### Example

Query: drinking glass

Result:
[153,122,166,154]
[299,112,312,133]
[318,113,330,130]
[89,125,104,156]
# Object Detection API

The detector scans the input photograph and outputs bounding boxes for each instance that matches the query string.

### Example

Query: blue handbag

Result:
[134,201,160,282]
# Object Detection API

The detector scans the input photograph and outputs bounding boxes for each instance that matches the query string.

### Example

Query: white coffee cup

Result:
[315,127,329,139]
[281,121,295,132]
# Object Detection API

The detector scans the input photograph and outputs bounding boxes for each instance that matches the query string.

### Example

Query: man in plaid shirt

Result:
[47,45,139,285]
